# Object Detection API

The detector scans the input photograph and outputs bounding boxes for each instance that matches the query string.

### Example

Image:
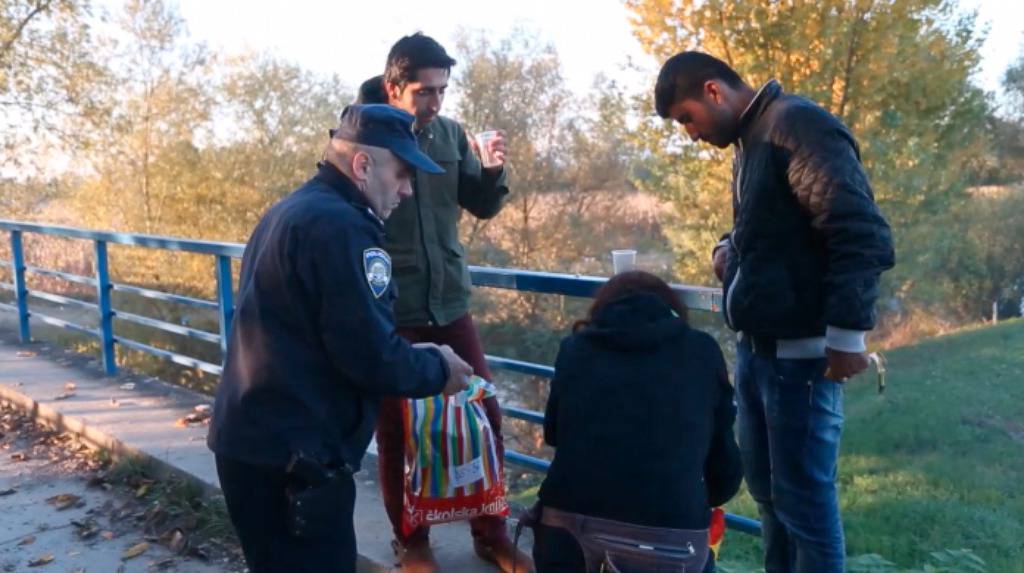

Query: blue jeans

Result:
[736,337,845,573]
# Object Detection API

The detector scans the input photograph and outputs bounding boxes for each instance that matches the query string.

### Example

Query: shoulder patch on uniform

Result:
[363,248,392,299]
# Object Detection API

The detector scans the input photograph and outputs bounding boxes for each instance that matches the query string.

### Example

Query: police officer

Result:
[207,104,473,573]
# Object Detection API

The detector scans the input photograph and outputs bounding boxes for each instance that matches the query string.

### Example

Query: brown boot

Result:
[474,536,535,573]
[393,538,440,573]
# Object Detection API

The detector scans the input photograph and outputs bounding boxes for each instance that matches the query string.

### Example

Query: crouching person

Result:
[530,271,743,572]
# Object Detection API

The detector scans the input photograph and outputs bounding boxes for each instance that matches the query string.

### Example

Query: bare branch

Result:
[1,0,58,63]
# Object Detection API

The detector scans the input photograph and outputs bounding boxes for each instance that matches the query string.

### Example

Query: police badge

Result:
[363,248,392,299]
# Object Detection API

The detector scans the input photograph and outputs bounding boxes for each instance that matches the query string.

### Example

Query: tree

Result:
[454,28,648,276]
[1,0,105,154]
[1005,48,1024,119]
[625,0,992,297]
[205,53,352,240]
[1,0,105,219]
[986,48,1024,184]
[454,28,572,266]
[67,0,213,237]
[451,31,662,446]
[565,74,641,194]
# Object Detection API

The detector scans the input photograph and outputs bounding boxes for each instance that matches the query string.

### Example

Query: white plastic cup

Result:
[611,249,637,274]
[474,130,502,168]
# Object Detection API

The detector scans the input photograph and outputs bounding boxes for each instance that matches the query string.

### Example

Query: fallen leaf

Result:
[45,493,81,511]
[64,382,77,391]
[53,392,75,401]
[193,404,211,414]
[101,531,115,540]
[135,484,149,498]
[167,529,187,554]
[18,535,35,546]
[26,554,53,567]
[187,544,210,561]
[10,452,27,461]
[15,351,37,357]
[0,488,15,496]
[152,557,177,570]
[72,518,99,540]
[119,383,135,391]
[121,541,149,560]
[173,410,211,428]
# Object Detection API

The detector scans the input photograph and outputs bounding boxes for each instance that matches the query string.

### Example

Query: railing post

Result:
[94,240,116,375]
[215,255,234,361]
[10,231,30,342]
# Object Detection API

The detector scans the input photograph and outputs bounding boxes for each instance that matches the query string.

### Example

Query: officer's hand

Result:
[825,348,870,382]
[712,248,729,282]
[437,344,472,396]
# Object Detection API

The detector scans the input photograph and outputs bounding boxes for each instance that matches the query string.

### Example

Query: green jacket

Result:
[383,115,509,327]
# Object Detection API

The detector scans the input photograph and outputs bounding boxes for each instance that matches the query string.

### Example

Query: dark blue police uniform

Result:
[208,105,449,573]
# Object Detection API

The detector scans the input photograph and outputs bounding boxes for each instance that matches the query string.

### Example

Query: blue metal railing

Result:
[0,219,760,536]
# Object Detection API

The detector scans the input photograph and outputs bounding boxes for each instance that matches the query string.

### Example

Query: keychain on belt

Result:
[868,352,887,394]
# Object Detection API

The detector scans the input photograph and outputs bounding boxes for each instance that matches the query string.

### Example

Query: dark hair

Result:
[384,32,457,89]
[573,271,688,332]
[655,51,746,118]
[357,75,387,104]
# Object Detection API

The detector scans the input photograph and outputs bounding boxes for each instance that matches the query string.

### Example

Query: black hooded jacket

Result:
[537,293,743,530]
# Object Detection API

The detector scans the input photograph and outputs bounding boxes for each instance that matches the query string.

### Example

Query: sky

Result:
[166,0,1024,103]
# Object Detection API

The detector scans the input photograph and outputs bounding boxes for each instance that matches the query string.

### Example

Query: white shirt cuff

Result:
[826,326,867,353]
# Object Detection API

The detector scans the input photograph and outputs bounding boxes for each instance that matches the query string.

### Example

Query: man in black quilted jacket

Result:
[655,52,894,573]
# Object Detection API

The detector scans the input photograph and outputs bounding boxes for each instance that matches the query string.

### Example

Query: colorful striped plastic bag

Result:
[401,375,509,536]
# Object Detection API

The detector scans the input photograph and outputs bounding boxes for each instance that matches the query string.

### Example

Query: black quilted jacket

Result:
[719,80,895,340]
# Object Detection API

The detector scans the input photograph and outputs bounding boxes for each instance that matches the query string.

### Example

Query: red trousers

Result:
[376,313,507,544]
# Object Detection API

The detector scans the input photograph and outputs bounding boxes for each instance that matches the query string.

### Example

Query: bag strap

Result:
[512,503,542,573]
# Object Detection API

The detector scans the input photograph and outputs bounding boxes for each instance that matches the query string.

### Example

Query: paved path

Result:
[0,334,525,572]
[0,400,233,573]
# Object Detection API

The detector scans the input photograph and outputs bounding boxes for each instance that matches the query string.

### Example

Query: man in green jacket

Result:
[359,33,531,573]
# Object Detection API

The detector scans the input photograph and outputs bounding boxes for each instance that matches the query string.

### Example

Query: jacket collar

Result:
[312,161,383,226]
[735,79,782,144]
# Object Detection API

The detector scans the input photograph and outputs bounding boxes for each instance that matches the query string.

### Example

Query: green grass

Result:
[106,455,237,543]
[719,319,1024,572]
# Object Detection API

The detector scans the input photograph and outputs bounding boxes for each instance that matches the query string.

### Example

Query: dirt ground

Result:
[0,400,244,573]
